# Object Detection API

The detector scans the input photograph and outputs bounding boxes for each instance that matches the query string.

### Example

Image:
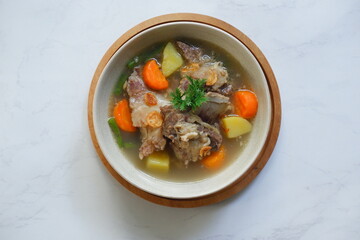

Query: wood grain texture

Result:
[88,13,281,208]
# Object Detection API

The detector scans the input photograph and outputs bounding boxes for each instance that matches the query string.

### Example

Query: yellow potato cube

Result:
[162,42,184,77]
[221,116,252,138]
[146,151,170,173]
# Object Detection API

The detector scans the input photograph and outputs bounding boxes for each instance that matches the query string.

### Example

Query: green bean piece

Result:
[108,117,124,148]
[113,74,128,96]
[127,56,140,69]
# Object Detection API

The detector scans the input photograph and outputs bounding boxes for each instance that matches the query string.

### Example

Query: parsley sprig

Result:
[170,76,207,111]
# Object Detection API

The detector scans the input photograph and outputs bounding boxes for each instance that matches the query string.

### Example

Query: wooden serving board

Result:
[88,13,281,208]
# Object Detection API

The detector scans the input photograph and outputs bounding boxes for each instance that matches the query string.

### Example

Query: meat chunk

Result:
[179,75,233,97]
[195,92,231,123]
[138,127,165,159]
[177,42,231,93]
[176,41,203,63]
[205,83,233,96]
[126,68,170,159]
[161,105,222,165]
[177,78,231,123]
[181,61,229,90]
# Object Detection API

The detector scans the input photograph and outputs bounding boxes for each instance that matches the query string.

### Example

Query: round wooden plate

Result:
[88,13,281,208]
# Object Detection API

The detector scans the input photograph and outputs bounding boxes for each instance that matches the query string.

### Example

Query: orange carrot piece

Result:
[113,99,137,132]
[201,146,225,170]
[233,90,258,119]
[142,59,169,90]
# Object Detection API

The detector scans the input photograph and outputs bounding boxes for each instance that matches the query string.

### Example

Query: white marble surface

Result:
[1,0,359,239]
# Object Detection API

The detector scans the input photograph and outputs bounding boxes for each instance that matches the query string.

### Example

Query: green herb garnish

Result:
[170,76,207,111]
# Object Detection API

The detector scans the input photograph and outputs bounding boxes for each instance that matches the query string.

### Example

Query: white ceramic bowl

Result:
[92,22,272,199]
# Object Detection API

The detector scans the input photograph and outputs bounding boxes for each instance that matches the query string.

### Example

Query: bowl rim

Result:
[88,13,281,208]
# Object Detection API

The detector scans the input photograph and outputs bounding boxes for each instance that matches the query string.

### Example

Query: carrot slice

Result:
[233,90,258,119]
[201,146,225,170]
[113,99,137,132]
[142,59,169,90]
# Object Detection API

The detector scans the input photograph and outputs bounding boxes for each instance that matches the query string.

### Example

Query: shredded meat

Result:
[126,68,170,159]
[161,105,222,165]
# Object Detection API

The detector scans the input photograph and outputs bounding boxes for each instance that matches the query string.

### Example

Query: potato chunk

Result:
[162,42,183,77]
[221,116,252,138]
[146,151,170,173]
